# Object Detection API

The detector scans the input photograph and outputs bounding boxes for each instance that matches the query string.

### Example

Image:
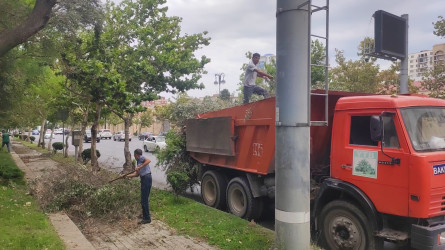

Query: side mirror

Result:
[370,116,383,142]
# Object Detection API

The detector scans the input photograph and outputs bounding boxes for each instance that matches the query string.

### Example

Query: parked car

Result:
[113,131,131,141]
[84,130,100,143]
[32,130,39,135]
[143,136,166,152]
[54,128,64,135]
[98,129,112,139]
[138,132,154,141]
[157,131,168,137]
[44,132,55,139]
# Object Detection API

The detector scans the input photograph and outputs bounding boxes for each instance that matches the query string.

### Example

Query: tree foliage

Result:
[0,0,101,57]
[433,16,445,38]
[422,63,445,99]
[156,94,234,188]
[219,88,231,101]
[329,48,380,93]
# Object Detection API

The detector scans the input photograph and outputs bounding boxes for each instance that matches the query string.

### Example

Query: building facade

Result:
[408,43,445,81]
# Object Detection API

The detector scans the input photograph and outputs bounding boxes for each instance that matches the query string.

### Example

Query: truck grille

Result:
[430,187,445,217]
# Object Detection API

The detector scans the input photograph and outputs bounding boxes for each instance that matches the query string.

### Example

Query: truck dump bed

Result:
[186,90,366,175]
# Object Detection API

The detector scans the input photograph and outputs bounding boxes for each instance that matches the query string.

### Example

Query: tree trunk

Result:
[0,0,56,57]
[38,118,46,148]
[77,102,90,162]
[20,128,25,140]
[64,125,71,157]
[47,130,54,151]
[90,103,102,171]
[122,116,134,172]
[26,127,31,142]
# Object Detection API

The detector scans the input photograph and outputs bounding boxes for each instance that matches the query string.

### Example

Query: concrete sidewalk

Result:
[10,141,95,250]
[9,140,216,250]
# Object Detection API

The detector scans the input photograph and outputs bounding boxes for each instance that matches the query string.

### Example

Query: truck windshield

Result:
[401,107,445,151]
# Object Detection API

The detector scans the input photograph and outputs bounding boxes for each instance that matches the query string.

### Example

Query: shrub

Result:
[52,142,64,154]
[87,183,138,217]
[0,163,24,180]
[30,136,36,143]
[81,148,101,164]
[166,171,189,196]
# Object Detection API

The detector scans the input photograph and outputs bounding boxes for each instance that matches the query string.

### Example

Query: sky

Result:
[158,0,445,99]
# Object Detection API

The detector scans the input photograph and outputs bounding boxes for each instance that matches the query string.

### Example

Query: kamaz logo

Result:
[433,164,445,175]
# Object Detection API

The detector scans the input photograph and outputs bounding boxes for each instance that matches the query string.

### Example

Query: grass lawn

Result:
[152,189,275,249]
[0,150,65,249]
[18,139,323,250]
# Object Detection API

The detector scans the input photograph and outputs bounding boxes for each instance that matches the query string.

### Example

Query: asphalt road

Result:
[42,133,400,249]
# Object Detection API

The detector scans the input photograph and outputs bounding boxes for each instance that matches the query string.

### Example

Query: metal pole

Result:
[276,0,310,248]
[62,122,65,153]
[400,14,409,94]
[218,75,221,94]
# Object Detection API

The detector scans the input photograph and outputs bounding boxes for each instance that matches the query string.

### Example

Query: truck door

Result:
[333,114,409,216]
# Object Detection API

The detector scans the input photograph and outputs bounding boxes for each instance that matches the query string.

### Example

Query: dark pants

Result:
[1,142,10,153]
[243,85,269,104]
[140,174,152,220]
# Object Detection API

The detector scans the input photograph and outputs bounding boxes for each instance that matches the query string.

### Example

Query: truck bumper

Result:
[412,223,445,250]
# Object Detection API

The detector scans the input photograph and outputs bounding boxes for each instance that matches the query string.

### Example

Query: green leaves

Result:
[433,16,445,38]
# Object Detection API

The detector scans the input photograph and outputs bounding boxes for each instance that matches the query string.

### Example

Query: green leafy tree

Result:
[219,88,231,101]
[157,94,234,189]
[0,0,101,57]
[140,110,154,133]
[422,63,445,99]
[100,0,210,171]
[329,48,380,93]
[421,16,445,98]
[433,16,445,38]
[311,39,327,88]
[154,105,171,132]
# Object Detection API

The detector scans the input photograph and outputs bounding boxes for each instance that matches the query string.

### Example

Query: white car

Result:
[99,129,112,139]
[44,131,55,139]
[113,131,131,141]
[143,136,166,152]
[54,128,64,135]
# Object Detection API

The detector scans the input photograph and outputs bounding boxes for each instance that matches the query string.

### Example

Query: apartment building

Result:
[408,43,445,81]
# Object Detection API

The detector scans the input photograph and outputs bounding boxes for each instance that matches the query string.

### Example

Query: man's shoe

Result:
[138,219,151,224]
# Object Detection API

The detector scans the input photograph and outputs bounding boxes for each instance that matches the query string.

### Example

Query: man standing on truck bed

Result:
[243,53,274,104]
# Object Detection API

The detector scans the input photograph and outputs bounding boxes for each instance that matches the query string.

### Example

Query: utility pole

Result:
[400,14,409,94]
[276,0,310,249]
[214,73,225,96]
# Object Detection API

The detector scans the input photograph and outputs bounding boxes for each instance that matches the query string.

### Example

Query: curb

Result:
[10,143,96,250]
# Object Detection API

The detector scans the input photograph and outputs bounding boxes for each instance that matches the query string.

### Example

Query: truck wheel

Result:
[201,170,227,209]
[318,200,383,250]
[227,177,263,221]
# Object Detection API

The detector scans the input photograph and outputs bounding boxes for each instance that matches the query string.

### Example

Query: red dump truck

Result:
[186,90,445,249]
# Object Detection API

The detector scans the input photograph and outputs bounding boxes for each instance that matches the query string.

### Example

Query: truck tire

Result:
[318,200,383,250]
[226,177,264,221]
[201,170,227,209]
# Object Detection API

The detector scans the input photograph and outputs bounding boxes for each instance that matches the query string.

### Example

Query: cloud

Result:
[160,0,445,98]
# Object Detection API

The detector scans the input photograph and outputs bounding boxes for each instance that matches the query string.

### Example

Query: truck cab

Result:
[319,94,445,249]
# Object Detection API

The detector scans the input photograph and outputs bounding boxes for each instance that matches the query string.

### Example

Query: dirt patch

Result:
[13,142,218,249]
[81,218,215,249]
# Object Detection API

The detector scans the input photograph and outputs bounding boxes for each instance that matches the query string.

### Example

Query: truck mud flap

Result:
[411,223,445,250]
